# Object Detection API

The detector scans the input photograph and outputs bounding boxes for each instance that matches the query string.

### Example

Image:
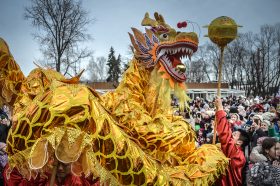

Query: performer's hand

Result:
[214,97,223,111]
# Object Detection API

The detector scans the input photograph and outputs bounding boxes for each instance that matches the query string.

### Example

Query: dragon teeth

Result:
[162,47,193,57]
[189,50,193,55]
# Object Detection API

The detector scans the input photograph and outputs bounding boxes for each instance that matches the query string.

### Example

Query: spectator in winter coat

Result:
[249,137,268,164]
[248,137,280,186]
[249,115,267,149]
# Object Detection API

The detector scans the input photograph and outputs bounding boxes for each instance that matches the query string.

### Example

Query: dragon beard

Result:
[149,67,189,111]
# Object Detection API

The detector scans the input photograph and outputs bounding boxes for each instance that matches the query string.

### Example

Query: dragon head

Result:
[129,12,198,87]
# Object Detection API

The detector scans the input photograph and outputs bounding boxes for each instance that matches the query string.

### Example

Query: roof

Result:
[84,82,229,90]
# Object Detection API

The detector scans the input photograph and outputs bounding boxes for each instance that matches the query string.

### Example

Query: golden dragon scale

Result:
[0,12,228,186]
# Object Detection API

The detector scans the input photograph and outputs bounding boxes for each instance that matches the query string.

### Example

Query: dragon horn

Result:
[141,12,158,27]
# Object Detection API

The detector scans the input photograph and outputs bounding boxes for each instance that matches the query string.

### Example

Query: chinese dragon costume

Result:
[0,12,228,185]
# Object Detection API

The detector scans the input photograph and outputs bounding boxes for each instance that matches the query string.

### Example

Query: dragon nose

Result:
[175,64,186,73]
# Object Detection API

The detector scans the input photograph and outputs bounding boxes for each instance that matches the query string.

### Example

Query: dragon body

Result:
[0,13,228,185]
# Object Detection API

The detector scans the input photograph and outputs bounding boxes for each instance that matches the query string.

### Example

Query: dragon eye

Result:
[159,33,169,40]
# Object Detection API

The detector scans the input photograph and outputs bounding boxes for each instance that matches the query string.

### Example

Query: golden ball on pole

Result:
[205,16,241,48]
[204,16,241,145]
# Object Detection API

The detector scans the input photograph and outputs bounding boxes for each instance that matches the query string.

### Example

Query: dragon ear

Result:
[131,27,148,48]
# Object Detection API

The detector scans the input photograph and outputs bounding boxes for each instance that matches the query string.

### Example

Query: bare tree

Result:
[224,25,280,97]
[186,59,206,83]
[273,23,280,95]
[204,42,220,81]
[192,45,213,82]
[224,33,250,89]
[87,56,107,82]
[192,23,280,97]
[25,0,93,76]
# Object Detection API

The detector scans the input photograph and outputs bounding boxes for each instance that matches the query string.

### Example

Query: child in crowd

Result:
[215,97,250,186]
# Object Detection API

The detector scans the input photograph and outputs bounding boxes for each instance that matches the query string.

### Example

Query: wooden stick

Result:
[213,46,224,144]
[50,158,58,186]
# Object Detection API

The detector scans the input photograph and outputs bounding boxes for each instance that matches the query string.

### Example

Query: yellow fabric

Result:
[101,59,229,185]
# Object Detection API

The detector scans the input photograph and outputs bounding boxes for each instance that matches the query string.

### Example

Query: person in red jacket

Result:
[215,97,249,186]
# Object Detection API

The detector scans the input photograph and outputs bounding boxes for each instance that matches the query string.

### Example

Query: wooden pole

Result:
[213,46,224,144]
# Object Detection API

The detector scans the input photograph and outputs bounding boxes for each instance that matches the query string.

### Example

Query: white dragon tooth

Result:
[155,50,166,63]
[189,50,193,55]
[188,55,192,61]
[165,49,169,54]
[158,50,165,57]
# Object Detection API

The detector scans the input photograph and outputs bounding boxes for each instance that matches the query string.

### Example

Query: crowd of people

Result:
[173,95,280,185]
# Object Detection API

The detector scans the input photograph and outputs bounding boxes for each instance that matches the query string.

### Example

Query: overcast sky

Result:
[1,0,280,76]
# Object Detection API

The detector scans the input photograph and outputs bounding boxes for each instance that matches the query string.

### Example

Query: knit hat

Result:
[262,112,276,121]
[261,120,270,127]
[253,115,263,122]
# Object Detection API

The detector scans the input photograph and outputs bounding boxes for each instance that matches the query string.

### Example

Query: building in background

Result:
[85,82,245,101]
